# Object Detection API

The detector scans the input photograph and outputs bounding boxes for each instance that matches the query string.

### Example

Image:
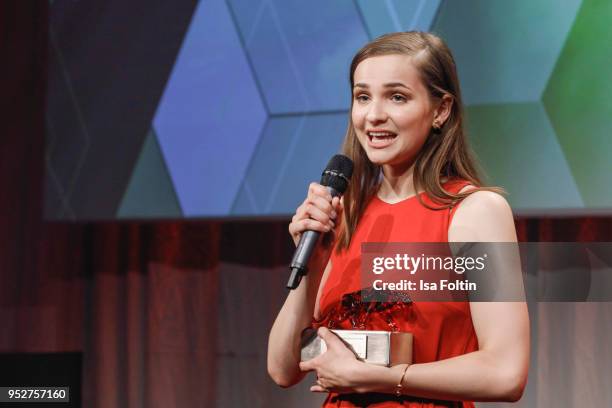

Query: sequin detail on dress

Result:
[316,288,412,332]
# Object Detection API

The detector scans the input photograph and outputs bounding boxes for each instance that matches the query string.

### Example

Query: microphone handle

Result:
[286,187,340,290]
[287,230,320,289]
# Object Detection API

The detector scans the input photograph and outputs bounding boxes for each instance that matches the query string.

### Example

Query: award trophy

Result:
[301,328,413,366]
[300,289,413,366]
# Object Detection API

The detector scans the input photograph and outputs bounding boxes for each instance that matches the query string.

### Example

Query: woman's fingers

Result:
[289,182,340,245]
[304,200,335,227]
[317,327,341,347]
[333,196,344,212]
[308,182,332,201]
[310,375,329,393]
[310,385,329,393]
[299,360,313,372]
[293,186,336,225]
[290,218,330,237]
[310,194,335,219]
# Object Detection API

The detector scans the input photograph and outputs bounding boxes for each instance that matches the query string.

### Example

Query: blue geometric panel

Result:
[231,116,303,215]
[153,0,267,216]
[231,0,369,113]
[267,112,348,214]
[232,113,348,215]
[225,0,265,42]
[356,0,441,38]
[233,112,349,215]
[433,0,582,105]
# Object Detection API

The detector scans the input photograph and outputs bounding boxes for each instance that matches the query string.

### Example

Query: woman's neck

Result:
[378,162,419,202]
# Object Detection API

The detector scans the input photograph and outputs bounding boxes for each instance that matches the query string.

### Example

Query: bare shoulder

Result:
[448,187,517,242]
[455,187,512,218]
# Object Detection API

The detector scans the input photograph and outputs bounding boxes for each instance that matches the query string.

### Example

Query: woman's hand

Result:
[289,182,343,247]
[299,327,368,394]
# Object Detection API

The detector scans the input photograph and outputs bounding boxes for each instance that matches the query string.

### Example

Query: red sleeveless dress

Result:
[313,180,478,408]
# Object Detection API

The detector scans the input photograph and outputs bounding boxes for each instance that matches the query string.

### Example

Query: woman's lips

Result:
[367,131,397,148]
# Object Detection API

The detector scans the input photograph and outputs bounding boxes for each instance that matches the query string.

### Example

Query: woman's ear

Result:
[433,94,453,127]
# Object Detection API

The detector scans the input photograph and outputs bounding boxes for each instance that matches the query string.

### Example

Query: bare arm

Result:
[267,183,342,387]
[302,191,530,402]
[267,259,331,387]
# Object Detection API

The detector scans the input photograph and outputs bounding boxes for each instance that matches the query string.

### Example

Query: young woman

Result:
[267,31,529,407]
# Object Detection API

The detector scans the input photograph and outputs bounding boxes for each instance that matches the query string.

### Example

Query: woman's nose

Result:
[366,101,388,124]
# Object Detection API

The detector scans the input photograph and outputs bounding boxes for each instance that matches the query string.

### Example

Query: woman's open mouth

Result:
[367,130,397,148]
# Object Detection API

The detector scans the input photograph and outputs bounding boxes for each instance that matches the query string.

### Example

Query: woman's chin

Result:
[365,150,393,166]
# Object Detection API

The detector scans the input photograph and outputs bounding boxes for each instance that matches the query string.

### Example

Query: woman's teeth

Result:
[368,131,397,143]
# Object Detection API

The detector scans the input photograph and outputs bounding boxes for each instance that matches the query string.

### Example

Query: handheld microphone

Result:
[286,154,353,290]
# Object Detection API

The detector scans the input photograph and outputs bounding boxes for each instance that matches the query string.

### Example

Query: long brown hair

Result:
[337,31,502,250]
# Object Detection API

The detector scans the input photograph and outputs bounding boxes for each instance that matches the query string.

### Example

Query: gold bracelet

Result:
[395,364,410,397]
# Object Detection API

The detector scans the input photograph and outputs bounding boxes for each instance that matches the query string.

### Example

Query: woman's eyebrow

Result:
[353,82,412,90]
[384,82,411,90]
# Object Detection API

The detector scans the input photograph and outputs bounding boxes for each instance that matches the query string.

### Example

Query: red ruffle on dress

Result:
[312,180,478,408]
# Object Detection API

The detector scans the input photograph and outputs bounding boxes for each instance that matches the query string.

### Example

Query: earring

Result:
[432,121,440,130]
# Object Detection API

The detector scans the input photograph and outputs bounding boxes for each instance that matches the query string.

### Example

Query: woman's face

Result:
[351,54,438,172]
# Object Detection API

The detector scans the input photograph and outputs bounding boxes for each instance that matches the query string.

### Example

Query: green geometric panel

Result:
[117,128,182,218]
[467,102,583,210]
[543,0,612,207]
[434,0,582,105]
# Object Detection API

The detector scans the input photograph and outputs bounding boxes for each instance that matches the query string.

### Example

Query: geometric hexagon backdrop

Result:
[45,0,612,219]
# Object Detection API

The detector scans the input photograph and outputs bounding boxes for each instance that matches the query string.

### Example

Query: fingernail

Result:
[331,211,337,219]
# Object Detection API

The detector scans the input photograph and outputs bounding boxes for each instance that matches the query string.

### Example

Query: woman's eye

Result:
[354,94,370,103]
[391,94,407,103]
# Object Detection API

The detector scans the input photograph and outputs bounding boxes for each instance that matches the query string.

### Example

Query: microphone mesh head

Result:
[320,154,354,194]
